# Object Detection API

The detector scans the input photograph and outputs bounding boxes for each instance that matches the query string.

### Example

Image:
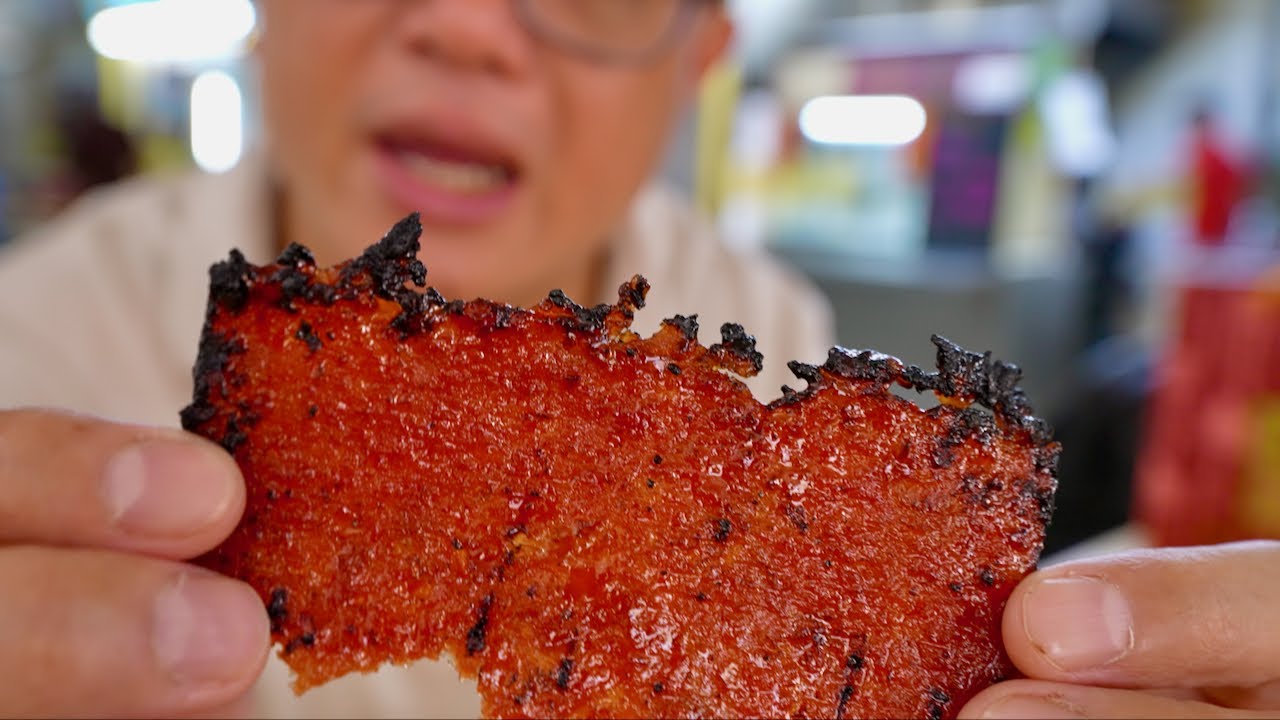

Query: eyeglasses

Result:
[514,0,718,65]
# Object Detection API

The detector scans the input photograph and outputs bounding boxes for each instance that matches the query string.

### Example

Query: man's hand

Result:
[0,409,270,718]
[960,541,1280,718]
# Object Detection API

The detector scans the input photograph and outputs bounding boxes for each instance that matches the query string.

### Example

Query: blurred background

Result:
[1,0,1277,553]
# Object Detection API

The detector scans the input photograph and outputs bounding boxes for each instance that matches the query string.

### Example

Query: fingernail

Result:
[152,571,269,686]
[1023,576,1134,671]
[981,695,1087,719]
[101,440,238,537]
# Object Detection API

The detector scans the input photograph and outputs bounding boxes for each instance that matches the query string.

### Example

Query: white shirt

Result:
[0,157,834,717]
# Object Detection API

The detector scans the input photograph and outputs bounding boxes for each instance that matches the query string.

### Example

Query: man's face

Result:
[257,0,729,305]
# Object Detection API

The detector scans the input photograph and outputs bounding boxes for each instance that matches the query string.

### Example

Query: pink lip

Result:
[372,140,519,227]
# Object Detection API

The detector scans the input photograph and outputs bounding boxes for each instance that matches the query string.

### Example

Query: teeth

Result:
[399,151,507,192]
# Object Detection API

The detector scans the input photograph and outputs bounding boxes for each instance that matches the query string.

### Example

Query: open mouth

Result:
[398,150,512,193]
[373,135,522,226]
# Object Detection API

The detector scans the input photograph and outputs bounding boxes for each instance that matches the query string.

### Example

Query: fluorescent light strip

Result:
[798,95,928,147]
[87,0,256,64]
[190,70,243,173]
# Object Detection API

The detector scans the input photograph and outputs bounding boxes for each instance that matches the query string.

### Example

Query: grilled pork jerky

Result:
[183,214,1058,719]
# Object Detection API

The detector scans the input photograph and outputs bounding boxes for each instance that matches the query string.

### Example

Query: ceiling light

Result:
[190,70,243,173]
[798,95,928,147]
[87,0,256,65]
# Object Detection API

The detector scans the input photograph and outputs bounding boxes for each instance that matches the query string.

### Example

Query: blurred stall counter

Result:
[776,243,1084,424]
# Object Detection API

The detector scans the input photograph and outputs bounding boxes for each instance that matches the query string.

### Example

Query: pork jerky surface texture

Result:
[183,214,1058,720]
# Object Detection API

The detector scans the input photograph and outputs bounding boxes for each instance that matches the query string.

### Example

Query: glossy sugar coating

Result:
[184,215,1058,719]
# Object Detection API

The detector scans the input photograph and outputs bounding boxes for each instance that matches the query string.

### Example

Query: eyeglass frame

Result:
[512,0,722,66]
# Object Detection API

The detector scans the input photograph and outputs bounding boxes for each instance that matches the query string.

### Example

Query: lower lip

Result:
[372,144,518,226]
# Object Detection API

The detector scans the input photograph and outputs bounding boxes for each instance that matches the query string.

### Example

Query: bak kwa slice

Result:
[182,214,1058,719]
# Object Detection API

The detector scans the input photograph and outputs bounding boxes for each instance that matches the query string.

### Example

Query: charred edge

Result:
[493,304,515,329]
[822,347,904,385]
[341,212,427,302]
[928,335,1051,442]
[276,242,316,267]
[547,289,612,334]
[466,594,494,655]
[179,330,246,431]
[1039,486,1057,525]
[711,323,764,373]
[805,336,1054,447]
[309,283,338,306]
[330,215,449,330]
[296,322,322,353]
[666,314,700,342]
[835,684,855,720]
[617,276,649,314]
[208,249,252,313]
[778,385,802,406]
[547,289,573,309]
[1020,475,1058,525]
[788,361,821,385]
[221,415,247,454]
[235,402,259,424]
[267,588,288,633]
[712,518,732,542]
[580,303,616,335]
[272,264,310,312]
[1035,445,1062,476]
[272,251,338,310]
[554,658,573,691]
[389,292,436,337]
[219,216,449,335]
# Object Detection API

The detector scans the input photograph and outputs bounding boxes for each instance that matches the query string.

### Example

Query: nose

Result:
[393,0,532,78]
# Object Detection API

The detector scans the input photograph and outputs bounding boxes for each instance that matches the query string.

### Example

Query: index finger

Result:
[1002,541,1280,690]
[0,408,245,559]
